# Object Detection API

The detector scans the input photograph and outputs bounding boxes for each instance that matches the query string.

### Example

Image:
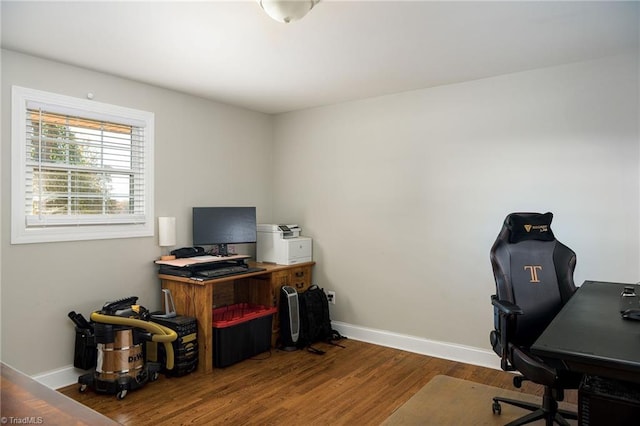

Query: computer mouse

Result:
[622,309,640,321]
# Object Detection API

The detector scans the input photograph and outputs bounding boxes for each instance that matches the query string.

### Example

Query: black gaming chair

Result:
[490,212,581,426]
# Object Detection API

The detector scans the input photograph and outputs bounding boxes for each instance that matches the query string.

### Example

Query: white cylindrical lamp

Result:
[158,217,177,260]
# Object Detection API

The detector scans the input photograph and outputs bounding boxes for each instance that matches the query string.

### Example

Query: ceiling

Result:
[1,1,638,114]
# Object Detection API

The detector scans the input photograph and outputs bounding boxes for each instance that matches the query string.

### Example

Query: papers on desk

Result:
[155,254,250,268]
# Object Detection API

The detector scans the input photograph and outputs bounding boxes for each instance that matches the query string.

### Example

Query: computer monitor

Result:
[192,207,257,256]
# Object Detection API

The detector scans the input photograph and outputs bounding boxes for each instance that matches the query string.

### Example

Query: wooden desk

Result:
[1,362,118,425]
[159,261,313,373]
[532,280,640,384]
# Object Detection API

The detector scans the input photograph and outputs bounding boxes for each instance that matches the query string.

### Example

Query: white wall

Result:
[272,53,640,350]
[0,50,274,375]
[1,49,638,379]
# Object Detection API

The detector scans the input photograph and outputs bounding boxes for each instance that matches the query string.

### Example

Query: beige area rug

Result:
[383,375,577,425]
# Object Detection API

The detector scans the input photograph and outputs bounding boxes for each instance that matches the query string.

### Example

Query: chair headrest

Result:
[505,212,555,244]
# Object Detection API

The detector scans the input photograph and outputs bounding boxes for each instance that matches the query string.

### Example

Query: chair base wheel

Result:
[491,393,577,426]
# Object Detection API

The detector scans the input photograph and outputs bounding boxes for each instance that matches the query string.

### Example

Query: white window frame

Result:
[11,86,155,244]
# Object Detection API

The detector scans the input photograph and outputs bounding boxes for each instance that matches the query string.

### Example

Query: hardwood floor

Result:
[58,339,576,425]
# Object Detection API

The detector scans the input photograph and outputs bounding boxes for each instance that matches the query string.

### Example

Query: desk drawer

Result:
[290,265,311,292]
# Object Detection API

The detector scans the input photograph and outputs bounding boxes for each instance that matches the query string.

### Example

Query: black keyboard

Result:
[195,266,265,279]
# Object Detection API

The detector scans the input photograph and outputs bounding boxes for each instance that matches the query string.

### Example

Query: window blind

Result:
[24,107,147,227]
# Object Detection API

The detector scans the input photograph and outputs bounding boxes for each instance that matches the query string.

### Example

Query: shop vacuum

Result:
[69,296,177,400]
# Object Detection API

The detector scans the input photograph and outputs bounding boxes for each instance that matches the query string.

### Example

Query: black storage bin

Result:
[212,304,276,368]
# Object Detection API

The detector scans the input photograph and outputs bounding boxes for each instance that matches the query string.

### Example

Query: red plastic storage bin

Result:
[212,303,276,368]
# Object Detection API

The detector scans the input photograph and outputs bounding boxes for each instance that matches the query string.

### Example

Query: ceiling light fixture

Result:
[258,0,320,24]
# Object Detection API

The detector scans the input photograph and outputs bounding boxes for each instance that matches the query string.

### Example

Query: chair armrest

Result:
[490,295,521,372]
[491,295,523,316]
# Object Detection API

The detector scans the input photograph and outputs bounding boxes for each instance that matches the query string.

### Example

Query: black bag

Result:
[298,285,343,353]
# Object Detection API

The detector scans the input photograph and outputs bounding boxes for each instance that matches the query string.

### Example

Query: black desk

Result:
[531,280,640,384]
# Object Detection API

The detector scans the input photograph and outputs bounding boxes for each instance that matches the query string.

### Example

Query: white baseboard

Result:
[32,365,86,390]
[331,321,501,370]
[34,322,501,389]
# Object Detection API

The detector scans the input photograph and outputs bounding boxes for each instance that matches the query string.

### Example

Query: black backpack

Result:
[297,285,342,353]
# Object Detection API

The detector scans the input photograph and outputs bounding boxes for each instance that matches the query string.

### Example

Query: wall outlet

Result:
[327,291,336,305]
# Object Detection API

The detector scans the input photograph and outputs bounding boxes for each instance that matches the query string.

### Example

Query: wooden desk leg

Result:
[161,280,213,374]
[198,284,213,373]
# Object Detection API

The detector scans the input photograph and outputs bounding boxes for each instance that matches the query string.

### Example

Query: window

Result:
[11,86,154,243]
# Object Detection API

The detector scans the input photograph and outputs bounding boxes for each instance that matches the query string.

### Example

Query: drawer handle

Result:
[295,282,304,289]
[295,272,305,278]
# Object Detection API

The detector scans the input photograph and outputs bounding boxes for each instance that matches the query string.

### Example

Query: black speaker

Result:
[579,375,640,425]
[279,286,300,351]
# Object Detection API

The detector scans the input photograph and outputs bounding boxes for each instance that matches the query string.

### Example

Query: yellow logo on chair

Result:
[524,265,543,283]
[524,224,549,233]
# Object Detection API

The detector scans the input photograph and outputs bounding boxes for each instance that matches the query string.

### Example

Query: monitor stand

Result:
[216,243,230,256]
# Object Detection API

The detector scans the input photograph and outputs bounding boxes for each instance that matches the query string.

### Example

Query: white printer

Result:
[256,224,312,265]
